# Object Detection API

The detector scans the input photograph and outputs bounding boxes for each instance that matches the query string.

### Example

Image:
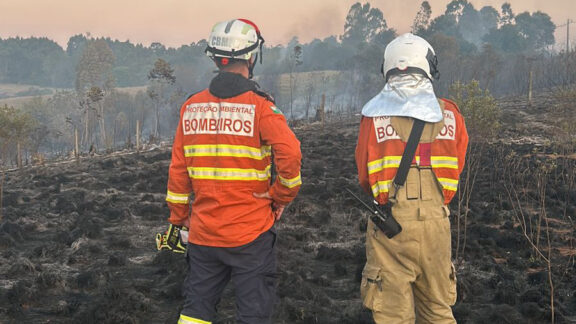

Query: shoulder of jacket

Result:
[252,89,276,104]
[440,98,462,113]
[185,89,206,101]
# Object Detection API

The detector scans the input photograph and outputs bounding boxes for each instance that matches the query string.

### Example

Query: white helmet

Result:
[205,19,264,62]
[382,33,439,82]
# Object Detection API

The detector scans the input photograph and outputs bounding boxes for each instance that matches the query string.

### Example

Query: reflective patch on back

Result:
[436,110,456,140]
[182,102,255,137]
[373,116,401,143]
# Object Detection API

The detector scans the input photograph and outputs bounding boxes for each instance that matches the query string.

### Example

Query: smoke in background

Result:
[0,0,573,47]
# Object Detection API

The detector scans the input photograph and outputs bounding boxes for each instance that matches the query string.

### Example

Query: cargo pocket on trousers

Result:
[448,263,457,306]
[360,263,384,311]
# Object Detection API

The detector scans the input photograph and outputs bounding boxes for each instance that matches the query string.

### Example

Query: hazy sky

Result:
[0,0,574,48]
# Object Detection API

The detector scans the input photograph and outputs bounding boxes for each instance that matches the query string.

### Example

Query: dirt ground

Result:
[1,101,575,323]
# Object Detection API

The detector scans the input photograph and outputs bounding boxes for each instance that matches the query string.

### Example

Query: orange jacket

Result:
[166,72,302,247]
[355,98,468,205]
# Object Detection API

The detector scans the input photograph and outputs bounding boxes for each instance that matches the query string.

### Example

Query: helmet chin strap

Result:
[248,36,264,79]
[248,54,257,79]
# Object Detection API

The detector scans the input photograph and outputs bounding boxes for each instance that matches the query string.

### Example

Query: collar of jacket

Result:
[209,72,258,99]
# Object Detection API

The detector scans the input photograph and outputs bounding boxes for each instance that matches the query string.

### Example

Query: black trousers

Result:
[181,229,277,324]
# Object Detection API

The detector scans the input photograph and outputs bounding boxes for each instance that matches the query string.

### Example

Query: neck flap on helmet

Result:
[361,74,443,123]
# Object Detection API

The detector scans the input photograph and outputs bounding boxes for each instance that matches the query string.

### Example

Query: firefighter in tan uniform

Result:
[355,33,469,323]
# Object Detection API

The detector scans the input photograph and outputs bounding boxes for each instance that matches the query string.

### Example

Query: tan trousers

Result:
[361,167,457,324]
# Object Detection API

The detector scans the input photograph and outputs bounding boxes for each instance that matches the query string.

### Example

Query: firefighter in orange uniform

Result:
[164,19,302,324]
[355,33,468,323]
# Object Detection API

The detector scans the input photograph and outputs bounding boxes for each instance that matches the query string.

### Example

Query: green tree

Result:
[483,24,526,53]
[0,37,68,86]
[287,40,304,120]
[484,11,555,53]
[425,0,484,51]
[49,91,85,153]
[472,44,502,90]
[479,6,500,32]
[150,42,166,56]
[86,86,108,148]
[445,0,468,19]
[500,3,515,26]
[515,11,555,50]
[0,105,36,168]
[423,1,502,52]
[412,1,432,35]
[458,2,483,45]
[66,34,88,57]
[427,12,459,39]
[75,39,116,149]
[427,33,461,90]
[147,58,177,139]
[20,97,51,156]
[341,2,395,47]
[75,39,115,92]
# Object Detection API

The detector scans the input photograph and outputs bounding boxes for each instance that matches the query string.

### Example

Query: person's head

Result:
[381,33,439,82]
[205,19,265,79]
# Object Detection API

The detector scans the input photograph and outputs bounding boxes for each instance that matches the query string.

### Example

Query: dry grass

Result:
[0,94,53,107]
[0,84,148,107]
[0,83,58,107]
[0,83,48,94]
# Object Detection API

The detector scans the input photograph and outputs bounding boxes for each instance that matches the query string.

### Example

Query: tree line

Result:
[0,0,574,168]
[0,1,563,90]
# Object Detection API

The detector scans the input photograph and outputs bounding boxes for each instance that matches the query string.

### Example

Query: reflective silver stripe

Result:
[367,156,402,174]
[437,177,458,191]
[431,156,458,169]
[166,190,190,204]
[371,180,392,198]
[184,144,271,160]
[187,165,271,181]
[278,173,302,188]
[179,314,212,324]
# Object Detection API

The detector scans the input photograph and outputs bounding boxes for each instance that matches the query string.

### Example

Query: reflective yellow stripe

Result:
[367,156,402,174]
[278,173,302,188]
[431,156,459,169]
[179,314,211,324]
[166,190,190,204]
[437,177,458,191]
[184,144,271,160]
[371,180,392,197]
[187,165,271,181]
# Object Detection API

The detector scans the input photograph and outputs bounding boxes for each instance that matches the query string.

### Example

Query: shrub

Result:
[449,80,501,142]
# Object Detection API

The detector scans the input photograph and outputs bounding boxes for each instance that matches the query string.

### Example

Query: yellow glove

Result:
[155,224,188,253]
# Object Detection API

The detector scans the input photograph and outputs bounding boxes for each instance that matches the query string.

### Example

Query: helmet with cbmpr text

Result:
[205,19,265,78]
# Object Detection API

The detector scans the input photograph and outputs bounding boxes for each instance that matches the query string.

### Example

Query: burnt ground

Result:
[1,94,575,323]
